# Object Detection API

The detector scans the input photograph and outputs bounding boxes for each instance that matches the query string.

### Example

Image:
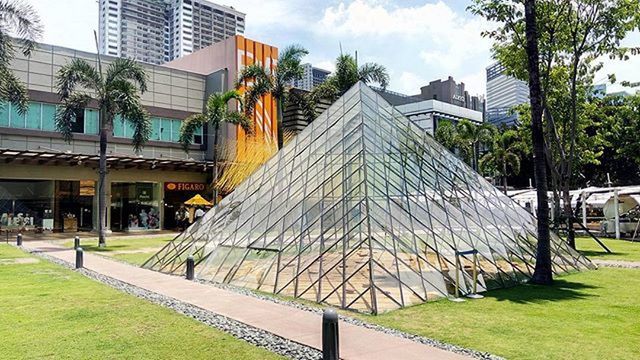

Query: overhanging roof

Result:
[0,148,213,172]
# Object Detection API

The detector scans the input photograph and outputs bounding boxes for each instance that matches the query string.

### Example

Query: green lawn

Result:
[62,236,174,266]
[356,268,640,360]
[576,236,640,262]
[0,245,282,359]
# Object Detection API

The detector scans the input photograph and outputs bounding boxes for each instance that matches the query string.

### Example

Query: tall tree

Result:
[471,0,640,248]
[480,129,522,193]
[178,90,251,204]
[455,119,496,171]
[56,58,151,247]
[236,44,308,150]
[0,0,42,112]
[524,0,553,285]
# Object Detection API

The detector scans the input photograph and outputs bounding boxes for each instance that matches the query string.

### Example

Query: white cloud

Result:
[395,71,427,95]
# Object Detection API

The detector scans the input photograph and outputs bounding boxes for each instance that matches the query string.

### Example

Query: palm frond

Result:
[179,113,207,152]
[225,111,252,135]
[358,62,390,89]
[274,44,308,98]
[236,64,269,89]
[105,58,148,93]
[0,65,28,114]
[56,58,102,99]
[0,0,43,57]
[55,93,91,142]
[243,77,271,116]
[123,105,151,152]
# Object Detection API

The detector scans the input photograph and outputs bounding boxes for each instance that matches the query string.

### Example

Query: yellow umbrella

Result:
[183,194,213,207]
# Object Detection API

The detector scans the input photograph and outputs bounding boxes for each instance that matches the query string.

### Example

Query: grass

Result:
[576,236,640,262]
[0,244,282,360]
[355,268,640,360]
[62,236,175,266]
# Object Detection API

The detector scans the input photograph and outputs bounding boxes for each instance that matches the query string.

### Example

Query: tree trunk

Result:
[97,122,108,248]
[212,122,220,206]
[502,160,508,194]
[277,97,284,150]
[563,184,575,249]
[524,0,552,285]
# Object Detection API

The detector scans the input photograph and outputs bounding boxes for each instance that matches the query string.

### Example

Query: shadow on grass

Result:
[74,244,130,252]
[484,278,598,304]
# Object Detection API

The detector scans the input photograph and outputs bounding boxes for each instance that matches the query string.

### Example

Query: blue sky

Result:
[29,0,640,96]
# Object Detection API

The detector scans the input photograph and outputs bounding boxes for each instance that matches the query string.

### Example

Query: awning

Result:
[0,148,214,172]
[184,194,213,206]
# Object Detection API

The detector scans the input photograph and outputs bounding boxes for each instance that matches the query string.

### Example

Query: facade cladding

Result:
[99,0,245,65]
[419,76,485,113]
[485,62,529,126]
[0,35,276,234]
[291,63,331,91]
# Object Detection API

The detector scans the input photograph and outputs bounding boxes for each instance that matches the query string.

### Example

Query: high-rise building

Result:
[99,0,245,65]
[485,62,529,126]
[291,63,331,91]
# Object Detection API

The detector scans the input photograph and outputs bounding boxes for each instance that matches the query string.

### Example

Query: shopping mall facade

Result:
[0,35,278,234]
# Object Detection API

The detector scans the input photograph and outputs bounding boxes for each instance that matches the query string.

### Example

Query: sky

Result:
[28,0,640,96]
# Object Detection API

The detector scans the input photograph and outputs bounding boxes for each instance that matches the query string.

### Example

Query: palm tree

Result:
[455,119,496,171]
[434,120,459,152]
[236,44,308,149]
[524,0,552,285]
[55,58,150,248]
[0,0,42,113]
[479,130,521,194]
[310,53,390,104]
[179,90,251,205]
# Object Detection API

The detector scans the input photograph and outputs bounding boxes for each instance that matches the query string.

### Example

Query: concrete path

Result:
[592,259,640,269]
[23,241,470,360]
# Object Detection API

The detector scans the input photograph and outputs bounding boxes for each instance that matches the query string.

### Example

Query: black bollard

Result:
[74,236,80,250]
[186,256,195,280]
[75,247,83,269]
[322,308,339,360]
[16,233,23,246]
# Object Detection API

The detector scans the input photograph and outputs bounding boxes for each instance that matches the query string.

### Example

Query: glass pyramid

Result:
[144,82,593,314]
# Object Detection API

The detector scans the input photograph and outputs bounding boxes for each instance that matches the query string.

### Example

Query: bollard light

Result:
[75,247,84,269]
[16,233,23,246]
[74,236,80,250]
[322,308,339,360]
[186,256,195,280]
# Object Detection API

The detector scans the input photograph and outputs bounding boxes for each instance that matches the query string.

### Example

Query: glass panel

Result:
[171,119,181,142]
[0,101,9,127]
[151,117,161,141]
[84,108,99,134]
[124,117,135,138]
[41,103,57,131]
[113,114,125,137]
[160,118,172,141]
[25,102,41,129]
[10,103,25,128]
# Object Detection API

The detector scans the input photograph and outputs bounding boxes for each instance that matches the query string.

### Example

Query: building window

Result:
[110,182,161,231]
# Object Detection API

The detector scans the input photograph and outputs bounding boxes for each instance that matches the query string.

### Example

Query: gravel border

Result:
[22,247,321,360]
[591,259,640,269]
[22,245,501,360]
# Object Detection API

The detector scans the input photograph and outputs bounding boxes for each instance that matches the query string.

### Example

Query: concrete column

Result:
[614,189,620,239]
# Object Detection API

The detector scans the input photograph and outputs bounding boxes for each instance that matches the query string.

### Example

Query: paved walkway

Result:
[592,259,640,269]
[23,241,470,360]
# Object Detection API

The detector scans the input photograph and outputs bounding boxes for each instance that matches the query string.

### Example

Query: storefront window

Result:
[110,182,161,231]
[0,180,54,230]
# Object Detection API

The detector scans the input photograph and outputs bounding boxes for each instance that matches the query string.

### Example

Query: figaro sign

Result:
[165,182,207,192]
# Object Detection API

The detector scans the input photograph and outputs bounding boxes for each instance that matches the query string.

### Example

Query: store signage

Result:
[165,182,207,192]
[452,94,465,102]
[137,183,153,201]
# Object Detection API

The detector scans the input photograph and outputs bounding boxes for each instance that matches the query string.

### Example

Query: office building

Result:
[419,76,485,112]
[0,35,276,234]
[291,63,331,91]
[485,62,529,126]
[374,79,484,136]
[98,0,245,64]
